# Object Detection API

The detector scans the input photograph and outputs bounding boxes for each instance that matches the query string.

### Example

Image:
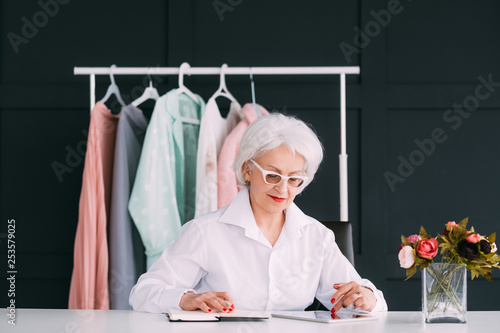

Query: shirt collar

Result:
[219,188,261,241]
[282,201,313,240]
[219,188,312,243]
[165,89,205,121]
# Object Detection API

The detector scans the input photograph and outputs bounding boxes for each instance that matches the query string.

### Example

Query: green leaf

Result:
[458,217,469,229]
[414,257,424,265]
[488,253,500,263]
[420,260,432,271]
[401,235,410,247]
[488,232,496,244]
[439,242,452,256]
[405,265,417,280]
[420,226,429,239]
[470,269,479,280]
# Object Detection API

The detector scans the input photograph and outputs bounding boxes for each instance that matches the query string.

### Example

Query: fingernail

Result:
[331,314,336,319]
[208,309,212,312]
[231,304,235,308]
[331,308,336,313]
[334,284,340,288]
[330,298,335,303]
[223,308,227,311]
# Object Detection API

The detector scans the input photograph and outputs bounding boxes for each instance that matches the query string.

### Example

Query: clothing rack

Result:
[73,65,360,222]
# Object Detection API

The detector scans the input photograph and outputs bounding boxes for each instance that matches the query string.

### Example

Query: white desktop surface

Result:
[2,309,499,333]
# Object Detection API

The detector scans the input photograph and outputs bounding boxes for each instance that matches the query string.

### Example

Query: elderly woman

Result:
[129,113,387,314]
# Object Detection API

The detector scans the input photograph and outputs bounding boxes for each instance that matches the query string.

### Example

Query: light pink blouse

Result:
[217,104,268,209]
[68,102,119,309]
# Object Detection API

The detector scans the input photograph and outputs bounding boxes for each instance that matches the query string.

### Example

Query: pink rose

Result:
[416,238,439,259]
[447,221,457,228]
[443,221,457,236]
[398,245,415,269]
[406,234,422,244]
[466,233,481,243]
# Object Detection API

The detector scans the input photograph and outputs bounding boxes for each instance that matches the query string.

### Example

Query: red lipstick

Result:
[270,195,286,203]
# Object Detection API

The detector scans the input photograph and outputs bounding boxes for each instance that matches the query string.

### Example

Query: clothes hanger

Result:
[249,68,262,117]
[132,69,160,107]
[176,62,200,104]
[176,62,201,125]
[100,64,126,107]
[208,63,238,104]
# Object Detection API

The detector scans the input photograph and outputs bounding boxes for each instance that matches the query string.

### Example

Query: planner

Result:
[166,308,269,322]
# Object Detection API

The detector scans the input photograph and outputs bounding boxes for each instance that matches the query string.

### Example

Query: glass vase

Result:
[422,263,467,323]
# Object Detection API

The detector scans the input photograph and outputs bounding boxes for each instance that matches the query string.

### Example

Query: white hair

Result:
[234,113,324,192]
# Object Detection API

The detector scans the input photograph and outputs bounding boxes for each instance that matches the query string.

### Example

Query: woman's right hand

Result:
[179,291,235,313]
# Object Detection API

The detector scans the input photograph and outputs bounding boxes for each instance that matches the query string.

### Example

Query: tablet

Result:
[271,310,377,324]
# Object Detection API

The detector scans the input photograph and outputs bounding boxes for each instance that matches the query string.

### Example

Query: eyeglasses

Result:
[249,159,308,189]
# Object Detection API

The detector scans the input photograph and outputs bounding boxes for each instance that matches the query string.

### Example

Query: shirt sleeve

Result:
[129,221,207,313]
[315,229,388,312]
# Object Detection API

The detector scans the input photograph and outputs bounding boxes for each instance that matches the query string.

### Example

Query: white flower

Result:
[398,245,416,269]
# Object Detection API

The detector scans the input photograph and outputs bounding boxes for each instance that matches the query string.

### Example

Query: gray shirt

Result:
[109,104,148,309]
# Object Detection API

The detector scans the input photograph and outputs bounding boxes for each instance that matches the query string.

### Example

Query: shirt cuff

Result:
[359,282,387,312]
[160,288,196,312]
[370,289,387,312]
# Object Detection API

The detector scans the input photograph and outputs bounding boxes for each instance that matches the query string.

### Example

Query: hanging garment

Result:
[129,90,205,268]
[108,104,149,309]
[194,97,241,217]
[217,104,269,209]
[69,102,119,309]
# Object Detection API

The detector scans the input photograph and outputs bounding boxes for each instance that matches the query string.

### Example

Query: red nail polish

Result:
[331,298,336,303]
[331,314,335,319]
[223,308,227,311]
[331,308,336,313]
[231,304,235,308]
[208,309,212,312]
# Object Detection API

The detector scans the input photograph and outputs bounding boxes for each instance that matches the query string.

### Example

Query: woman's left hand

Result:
[330,282,376,313]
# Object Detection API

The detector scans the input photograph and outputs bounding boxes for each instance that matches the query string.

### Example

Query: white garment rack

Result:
[73,65,360,222]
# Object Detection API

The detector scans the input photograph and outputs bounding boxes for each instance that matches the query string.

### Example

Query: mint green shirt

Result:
[129,90,205,268]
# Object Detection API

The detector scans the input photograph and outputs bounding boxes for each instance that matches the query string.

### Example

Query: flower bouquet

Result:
[398,218,500,323]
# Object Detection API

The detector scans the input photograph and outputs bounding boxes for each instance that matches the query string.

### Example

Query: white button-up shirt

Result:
[129,188,388,313]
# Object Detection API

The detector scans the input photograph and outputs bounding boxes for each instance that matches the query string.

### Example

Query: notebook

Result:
[271,310,378,324]
[166,308,269,322]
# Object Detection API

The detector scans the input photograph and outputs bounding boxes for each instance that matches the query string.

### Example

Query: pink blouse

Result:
[217,104,268,209]
[68,102,119,309]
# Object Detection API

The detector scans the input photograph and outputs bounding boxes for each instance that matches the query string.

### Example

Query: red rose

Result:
[416,238,439,259]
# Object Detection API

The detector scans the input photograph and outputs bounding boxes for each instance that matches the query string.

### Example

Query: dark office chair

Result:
[304,221,355,311]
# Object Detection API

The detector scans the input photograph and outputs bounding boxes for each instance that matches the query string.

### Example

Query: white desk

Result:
[2,309,499,333]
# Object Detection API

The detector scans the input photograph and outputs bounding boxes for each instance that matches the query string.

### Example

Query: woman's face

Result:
[244,145,306,217]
